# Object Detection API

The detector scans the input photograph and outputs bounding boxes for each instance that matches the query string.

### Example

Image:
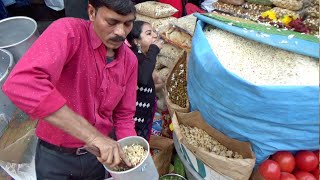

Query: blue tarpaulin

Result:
[188,14,319,164]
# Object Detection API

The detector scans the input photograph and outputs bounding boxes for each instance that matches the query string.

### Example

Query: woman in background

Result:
[127,21,163,141]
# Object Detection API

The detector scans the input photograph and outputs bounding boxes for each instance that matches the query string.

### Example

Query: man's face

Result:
[88,5,135,50]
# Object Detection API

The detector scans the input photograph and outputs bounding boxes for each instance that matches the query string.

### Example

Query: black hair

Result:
[127,20,149,49]
[88,0,136,15]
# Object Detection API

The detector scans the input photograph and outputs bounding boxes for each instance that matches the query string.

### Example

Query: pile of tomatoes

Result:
[258,150,319,180]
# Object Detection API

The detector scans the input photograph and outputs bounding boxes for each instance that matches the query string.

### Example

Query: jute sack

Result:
[158,43,184,60]
[158,67,170,83]
[155,60,165,70]
[135,1,178,19]
[164,51,190,117]
[172,111,256,180]
[157,55,179,70]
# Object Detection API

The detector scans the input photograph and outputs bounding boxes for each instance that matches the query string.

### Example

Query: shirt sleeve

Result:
[2,18,79,120]
[137,44,160,85]
[112,55,138,140]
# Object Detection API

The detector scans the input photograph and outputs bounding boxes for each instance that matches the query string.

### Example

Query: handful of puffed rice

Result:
[113,144,147,171]
[180,124,243,159]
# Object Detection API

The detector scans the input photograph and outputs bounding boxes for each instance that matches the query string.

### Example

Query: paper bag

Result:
[164,51,190,117]
[172,111,256,180]
[150,136,174,176]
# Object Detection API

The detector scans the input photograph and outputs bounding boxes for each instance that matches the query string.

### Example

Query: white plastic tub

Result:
[104,136,159,180]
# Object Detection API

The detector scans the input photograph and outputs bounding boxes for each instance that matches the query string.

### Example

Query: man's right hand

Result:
[87,136,132,168]
[44,105,132,168]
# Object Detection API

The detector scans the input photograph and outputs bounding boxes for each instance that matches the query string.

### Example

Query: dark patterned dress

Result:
[131,44,160,140]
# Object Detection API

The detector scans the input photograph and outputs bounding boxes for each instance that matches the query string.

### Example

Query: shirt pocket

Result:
[98,83,125,118]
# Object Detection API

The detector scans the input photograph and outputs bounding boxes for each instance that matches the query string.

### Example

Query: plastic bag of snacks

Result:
[160,26,192,50]
[271,7,299,18]
[151,113,163,136]
[171,14,197,35]
[136,14,177,31]
[161,110,172,138]
[219,0,245,5]
[270,0,303,11]
[135,1,178,19]
[245,0,273,6]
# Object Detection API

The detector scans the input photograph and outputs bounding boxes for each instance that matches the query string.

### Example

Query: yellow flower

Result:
[261,10,277,21]
[281,15,293,26]
[169,123,174,131]
[292,15,298,20]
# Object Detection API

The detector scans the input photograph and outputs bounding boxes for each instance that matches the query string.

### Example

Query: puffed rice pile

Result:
[113,144,147,171]
[204,25,319,85]
[180,124,243,159]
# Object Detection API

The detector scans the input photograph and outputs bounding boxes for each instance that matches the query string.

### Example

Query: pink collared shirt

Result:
[2,18,138,147]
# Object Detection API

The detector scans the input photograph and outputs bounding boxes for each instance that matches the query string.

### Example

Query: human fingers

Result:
[97,149,111,165]
[105,147,114,165]
[110,146,121,167]
[118,144,132,167]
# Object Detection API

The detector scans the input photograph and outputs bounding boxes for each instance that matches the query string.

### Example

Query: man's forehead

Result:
[98,6,135,22]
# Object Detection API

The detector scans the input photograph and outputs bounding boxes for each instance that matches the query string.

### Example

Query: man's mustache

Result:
[110,36,126,42]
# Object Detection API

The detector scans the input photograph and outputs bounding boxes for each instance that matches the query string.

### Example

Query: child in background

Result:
[127,21,163,141]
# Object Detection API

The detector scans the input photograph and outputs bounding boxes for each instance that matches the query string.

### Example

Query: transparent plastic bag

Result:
[44,0,64,11]
[0,114,9,138]
[202,0,219,12]
[0,129,37,180]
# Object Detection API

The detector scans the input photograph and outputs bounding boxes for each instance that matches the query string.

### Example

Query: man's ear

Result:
[88,4,96,21]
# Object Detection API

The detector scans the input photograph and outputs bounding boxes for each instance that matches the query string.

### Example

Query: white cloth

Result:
[44,0,64,11]
[201,0,218,12]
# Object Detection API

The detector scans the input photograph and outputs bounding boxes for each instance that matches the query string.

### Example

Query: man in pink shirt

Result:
[2,0,138,179]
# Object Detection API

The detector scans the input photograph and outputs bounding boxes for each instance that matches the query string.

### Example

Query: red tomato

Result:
[272,151,295,173]
[313,150,319,162]
[295,151,319,172]
[311,169,320,179]
[259,159,281,180]
[280,172,297,180]
[294,171,316,180]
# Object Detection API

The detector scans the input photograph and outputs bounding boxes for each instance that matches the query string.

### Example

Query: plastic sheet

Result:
[0,129,37,180]
[44,0,64,11]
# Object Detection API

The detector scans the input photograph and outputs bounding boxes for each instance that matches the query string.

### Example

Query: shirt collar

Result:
[89,22,103,49]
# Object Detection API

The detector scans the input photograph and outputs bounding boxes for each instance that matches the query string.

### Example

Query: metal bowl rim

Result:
[160,173,187,180]
[0,16,38,49]
[0,49,14,82]
[104,136,151,174]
